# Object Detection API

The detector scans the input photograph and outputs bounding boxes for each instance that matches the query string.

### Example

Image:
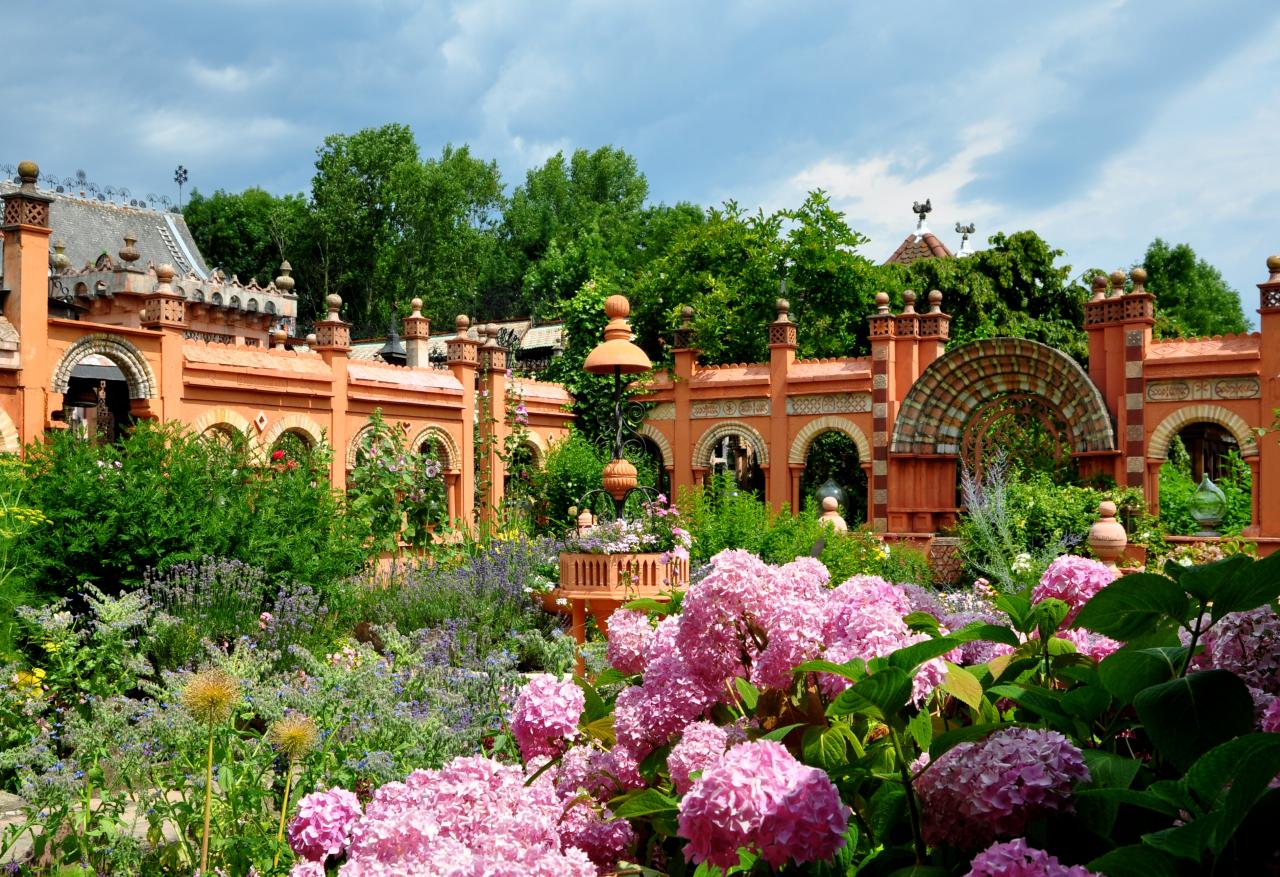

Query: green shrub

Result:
[530,428,657,534]
[1157,438,1252,535]
[13,421,365,597]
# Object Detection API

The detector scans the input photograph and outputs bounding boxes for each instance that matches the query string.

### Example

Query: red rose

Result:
[271,449,286,462]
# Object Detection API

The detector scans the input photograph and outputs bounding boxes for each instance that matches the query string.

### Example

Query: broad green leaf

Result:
[941,661,984,710]
[575,676,608,723]
[888,637,959,671]
[612,788,678,819]
[867,781,906,845]
[995,594,1034,632]
[1184,733,1280,855]
[906,707,933,751]
[1075,749,1143,835]
[1176,553,1250,602]
[1133,669,1254,770]
[951,622,1020,647]
[1032,598,1071,641]
[1061,683,1111,722]
[758,722,805,742]
[622,597,672,615]
[1073,574,1190,641]
[1089,843,1193,877]
[803,724,856,771]
[1142,819,1214,861]
[733,677,759,711]
[796,658,866,683]
[592,667,632,688]
[581,716,615,746]
[1097,647,1186,704]
[827,668,913,721]
[1210,550,1280,620]
[928,722,1013,758]
[903,611,941,633]
[987,682,1072,727]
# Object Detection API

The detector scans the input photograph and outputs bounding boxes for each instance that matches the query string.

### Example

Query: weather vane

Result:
[173,165,189,210]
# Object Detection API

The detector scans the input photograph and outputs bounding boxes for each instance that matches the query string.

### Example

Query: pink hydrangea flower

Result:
[749,558,831,690]
[965,838,1102,877]
[916,727,1090,850]
[510,673,585,761]
[287,787,362,861]
[1034,556,1116,624]
[606,608,654,676]
[668,721,734,794]
[678,740,850,869]
[1056,627,1122,661]
[288,861,326,877]
[1187,606,1280,719]
[557,799,636,869]
[1261,697,1280,733]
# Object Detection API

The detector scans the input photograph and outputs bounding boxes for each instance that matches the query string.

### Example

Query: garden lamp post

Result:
[582,295,652,518]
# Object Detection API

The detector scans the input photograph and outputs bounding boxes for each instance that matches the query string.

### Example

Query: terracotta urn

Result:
[1088,500,1128,569]
[819,495,848,531]
[601,458,638,502]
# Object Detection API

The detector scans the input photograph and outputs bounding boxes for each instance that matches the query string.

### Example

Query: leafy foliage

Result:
[1157,437,1252,536]
[1141,238,1249,339]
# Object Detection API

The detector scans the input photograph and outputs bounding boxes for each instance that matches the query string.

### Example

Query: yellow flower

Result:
[180,669,241,724]
[42,640,61,654]
[267,714,320,760]
[12,668,46,700]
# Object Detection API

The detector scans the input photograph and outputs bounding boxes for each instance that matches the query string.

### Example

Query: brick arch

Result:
[1147,404,1258,460]
[52,333,158,399]
[890,338,1115,456]
[0,408,19,453]
[410,425,461,472]
[260,414,325,458]
[638,422,674,469]
[692,420,770,468]
[789,416,871,465]
[190,408,254,443]
[346,423,379,469]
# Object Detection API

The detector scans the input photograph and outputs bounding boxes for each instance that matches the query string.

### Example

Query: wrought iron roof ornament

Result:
[912,198,932,231]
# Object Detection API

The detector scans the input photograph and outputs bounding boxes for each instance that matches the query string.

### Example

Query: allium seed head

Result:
[181,669,240,724]
[268,713,320,760]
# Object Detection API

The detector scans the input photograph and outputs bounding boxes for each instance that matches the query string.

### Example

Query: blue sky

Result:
[4,0,1278,319]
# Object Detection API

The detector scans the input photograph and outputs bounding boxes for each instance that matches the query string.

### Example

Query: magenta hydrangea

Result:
[1187,606,1280,716]
[1056,627,1122,661]
[1033,556,1116,624]
[677,740,850,869]
[1261,697,1280,733]
[606,608,655,676]
[668,721,734,794]
[965,838,1102,877]
[557,799,637,869]
[916,727,1090,850]
[510,673,585,761]
[287,787,362,862]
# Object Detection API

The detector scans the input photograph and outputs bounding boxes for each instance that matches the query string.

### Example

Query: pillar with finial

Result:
[918,289,949,368]
[313,293,352,488]
[273,261,298,336]
[141,263,186,329]
[768,296,796,511]
[479,323,510,524]
[448,315,482,529]
[671,304,698,498]
[314,293,351,352]
[1,160,54,444]
[1244,254,1280,537]
[140,264,186,422]
[867,291,896,531]
[403,297,430,368]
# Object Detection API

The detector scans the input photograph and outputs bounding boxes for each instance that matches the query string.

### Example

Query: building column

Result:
[313,293,352,489]
[447,316,482,531]
[479,324,509,526]
[671,306,698,497]
[1,161,53,445]
[868,292,894,531]
[767,298,797,514]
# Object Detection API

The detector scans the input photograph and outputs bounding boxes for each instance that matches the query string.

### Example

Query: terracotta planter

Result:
[928,536,965,588]
[558,551,690,600]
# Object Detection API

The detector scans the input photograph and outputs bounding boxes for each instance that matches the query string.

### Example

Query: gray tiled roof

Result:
[0,180,209,278]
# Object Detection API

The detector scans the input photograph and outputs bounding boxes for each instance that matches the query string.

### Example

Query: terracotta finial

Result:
[1129,267,1147,294]
[775,298,790,322]
[52,238,70,273]
[155,263,176,287]
[1087,500,1127,569]
[1109,270,1126,297]
[875,291,890,314]
[604,294,630,320]
[902,289,917,314]
[1266,254,1280,281]
[819,495,848,531]
[305,332,318,346]
[680,305,694,326]
[325,293,342,321]
[455,314,471,333]
[119,233,140,264]
[927,289,943,312]
[274,261,295,293]
[1091,274,1108,301]
[410,298,423,318]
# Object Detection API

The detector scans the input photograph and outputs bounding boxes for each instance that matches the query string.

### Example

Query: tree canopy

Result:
[1139,238,1249,338]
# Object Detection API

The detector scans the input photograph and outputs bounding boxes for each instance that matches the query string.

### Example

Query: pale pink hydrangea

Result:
[339,756,595,877]
[965,838,1103,877]
[1056,627,1122,661]
[750,558,831,690]
[677,740,849,869]
[1033,555,1116,624]
[288,861,327,877]
[676,549,770,695]
[916,728,1089,850]
[605,608,654,676]
[510,673,585,761]
[557,799,636,869]
[667,721,734,794]
[821,576,946,704]
[288,787,362,862]
[1187,607,1280,717]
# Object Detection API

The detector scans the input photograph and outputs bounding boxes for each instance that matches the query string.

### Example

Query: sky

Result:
[3,0,1278,320]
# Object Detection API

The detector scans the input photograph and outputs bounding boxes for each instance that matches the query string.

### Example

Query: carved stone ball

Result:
[776,298,790,314]
[875,291,890,308]
[1130,267,1147,286]
[16,160,38,182]
[155,263,176,284]
[681,305,694,321]
[604,294,630,320]
[411,298,423,312]
[455,314,470,332]
[325,293,342,313]
[927,289,943,307]
[1267,254,1280,273]
[1092,274,1108,292]
[822,496,839,512]
[1109,270,1126,288]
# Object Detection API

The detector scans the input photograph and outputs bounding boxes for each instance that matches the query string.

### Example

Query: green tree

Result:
[1140,238,1249,338]
[183,188,312,289]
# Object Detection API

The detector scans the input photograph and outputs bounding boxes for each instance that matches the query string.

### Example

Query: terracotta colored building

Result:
[0,162,571,522]
[638,253,1280,553]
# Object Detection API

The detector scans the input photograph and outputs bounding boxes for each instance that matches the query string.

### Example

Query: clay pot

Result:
[601,458,637,502]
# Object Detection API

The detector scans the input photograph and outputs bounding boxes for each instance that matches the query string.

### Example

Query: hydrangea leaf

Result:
[1209,550,1280,621]
[1073,574,1190,641]
[1097,647,1186,704]
[1133,669,1254,771]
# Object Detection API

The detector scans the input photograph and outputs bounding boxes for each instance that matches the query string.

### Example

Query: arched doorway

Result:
[692,421,768,499]
[789,416,872,523]
[52,334,160,442]
[1148,406,1258,534]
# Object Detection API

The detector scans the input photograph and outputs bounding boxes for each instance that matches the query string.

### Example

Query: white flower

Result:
[1011,552,1033,574]
[1178,556,1194,567]
[555,597,569,607]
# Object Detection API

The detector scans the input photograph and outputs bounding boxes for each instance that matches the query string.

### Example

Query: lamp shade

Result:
[583,295,652,375]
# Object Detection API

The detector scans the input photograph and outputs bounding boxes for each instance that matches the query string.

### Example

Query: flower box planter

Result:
[548,552,690,651]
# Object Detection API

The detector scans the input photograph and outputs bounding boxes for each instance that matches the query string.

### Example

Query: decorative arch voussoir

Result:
[638,422,674,469]
[788,416,872,465]
[52,333,159,400]
[692,420,770,468]
[1147,404,1258,461]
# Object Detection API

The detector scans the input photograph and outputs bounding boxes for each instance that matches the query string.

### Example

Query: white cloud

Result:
[186,61,268,92]
[137,113,299,160]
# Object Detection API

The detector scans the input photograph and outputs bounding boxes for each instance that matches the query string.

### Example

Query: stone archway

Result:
[692,420,770,468]
[788,416,871,465]
[891,338,1115,459]
[260,414,325,459]
[1147,404,1258,461]
[191,408,254,441]
[410,425,461,472]
[52,333,158,400]
[638,422,674,470]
